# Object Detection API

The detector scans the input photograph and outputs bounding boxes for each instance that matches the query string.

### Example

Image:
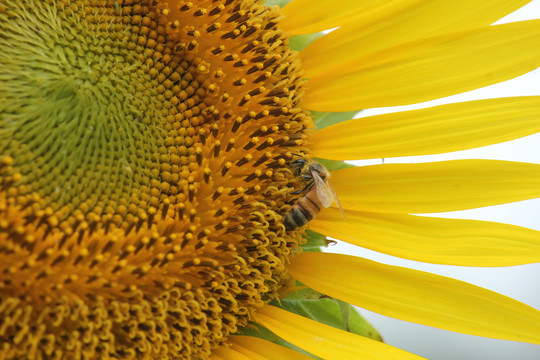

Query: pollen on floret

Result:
[0,0,313,358]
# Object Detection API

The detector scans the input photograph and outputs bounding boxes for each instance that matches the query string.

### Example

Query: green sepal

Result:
[347,303,384,342]
[312,110,359,130]
[237,322,319,359]
[264,0,291,7]
[274,286,383,342]
[236,286,382,358]
[288,33,323,52]
[300,230,327,252]
[236,284,382,358]
[314,158,355,172]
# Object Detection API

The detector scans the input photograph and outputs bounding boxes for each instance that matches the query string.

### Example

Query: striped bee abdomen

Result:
[283,189,322,231]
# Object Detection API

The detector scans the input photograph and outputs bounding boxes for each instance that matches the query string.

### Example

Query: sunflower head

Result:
[0,0,314,358]
[4,0,540,359]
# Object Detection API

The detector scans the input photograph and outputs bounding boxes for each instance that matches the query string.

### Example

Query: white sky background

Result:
[324,2,540,359]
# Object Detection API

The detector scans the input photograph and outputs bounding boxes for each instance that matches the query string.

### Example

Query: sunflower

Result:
[1,0,540,359]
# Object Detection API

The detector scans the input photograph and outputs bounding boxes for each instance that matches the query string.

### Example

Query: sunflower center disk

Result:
[0,0,311,358]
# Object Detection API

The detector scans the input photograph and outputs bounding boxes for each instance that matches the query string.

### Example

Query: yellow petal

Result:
[301,0,532,68]
[229,335,313,360]
[332,160,540,213]
[311,208,540,266]
[280,0,411,35]
[312,97,540,160]
[289,253,540,344]
[303,20,540,111]
[255,305,426,360]
[211,343,266,360]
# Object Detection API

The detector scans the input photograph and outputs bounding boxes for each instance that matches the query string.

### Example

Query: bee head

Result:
[290,157,306,177]
[308,162,329,181]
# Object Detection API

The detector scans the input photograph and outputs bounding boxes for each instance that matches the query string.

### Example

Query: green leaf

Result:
[312,110,359,130]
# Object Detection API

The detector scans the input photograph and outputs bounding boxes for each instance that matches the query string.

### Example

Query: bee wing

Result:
[311,170,335,208]
[312,172,347,220]
[327,179,346,221]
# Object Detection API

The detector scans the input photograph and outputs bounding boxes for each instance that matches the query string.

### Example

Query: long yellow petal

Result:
[210,355,226,360]
[255,305,426,360]
[229,336,313,360]
[303,20,540,111]
[310,208,540,266]
[283,0,531,36]
[289,253,540,344]
[301,0,532,67]
[211,343,266,360]
[311,97,540,160]
[331,160,540,213]
[280,0,410,35]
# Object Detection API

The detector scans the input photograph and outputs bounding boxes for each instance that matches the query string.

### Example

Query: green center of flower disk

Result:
[0,0,312,358]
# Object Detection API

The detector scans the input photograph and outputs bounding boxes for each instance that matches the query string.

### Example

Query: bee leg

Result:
[292,180,314,195]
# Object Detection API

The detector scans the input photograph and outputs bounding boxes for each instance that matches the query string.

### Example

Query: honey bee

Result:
[283,158,345,231]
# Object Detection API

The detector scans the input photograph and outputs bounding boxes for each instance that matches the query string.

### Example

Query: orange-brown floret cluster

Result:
[0,0,312,358]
